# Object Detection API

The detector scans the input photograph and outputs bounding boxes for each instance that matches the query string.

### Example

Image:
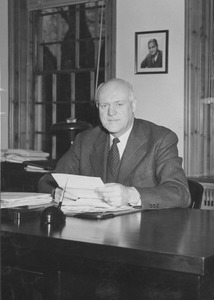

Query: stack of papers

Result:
[52,174,135,214]
[2,149,50,164]
[0,192,52,208]
[24,165,49,173]
[23,160,56,173]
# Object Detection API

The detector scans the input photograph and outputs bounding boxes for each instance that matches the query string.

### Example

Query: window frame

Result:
[8,0,116,155]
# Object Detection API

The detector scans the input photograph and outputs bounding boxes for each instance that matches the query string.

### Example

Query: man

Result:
[141,38,162,68]
[38,78,190,210]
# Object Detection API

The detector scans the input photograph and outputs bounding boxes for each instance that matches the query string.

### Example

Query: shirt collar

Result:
[153,51,159,62]
[109,123,133,146]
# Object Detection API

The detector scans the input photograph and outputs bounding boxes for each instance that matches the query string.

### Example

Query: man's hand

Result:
[95,183,133,207]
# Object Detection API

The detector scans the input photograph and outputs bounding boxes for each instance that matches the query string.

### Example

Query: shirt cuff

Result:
[128,187,142,207]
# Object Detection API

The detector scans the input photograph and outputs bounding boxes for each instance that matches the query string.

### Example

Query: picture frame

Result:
[135,30,169,74]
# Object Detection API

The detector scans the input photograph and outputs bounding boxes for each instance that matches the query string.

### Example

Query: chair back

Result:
[188,179,204,209]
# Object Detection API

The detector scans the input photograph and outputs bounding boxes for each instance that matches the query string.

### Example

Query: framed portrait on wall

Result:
[135,30,169,74]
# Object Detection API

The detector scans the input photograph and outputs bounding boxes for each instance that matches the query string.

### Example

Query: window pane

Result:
[43,45,57,70]
[80,5,95,39]
[75,72,91,101]
[61,7,76,40]
[43,73,53,102]
[43,74,53,135]
[57,73,71,121]
[79,40,95,68]
[42,12,58,43]
[75,102,95,123]
[61,40,76,69]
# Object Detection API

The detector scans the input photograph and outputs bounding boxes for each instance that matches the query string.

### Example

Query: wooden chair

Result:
[188,179,204,209]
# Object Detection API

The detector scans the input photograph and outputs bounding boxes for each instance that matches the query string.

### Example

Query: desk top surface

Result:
[1,208,214,276]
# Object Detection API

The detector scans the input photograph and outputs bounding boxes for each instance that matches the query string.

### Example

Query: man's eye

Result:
[116,103,123,107]
[100,104,107,109]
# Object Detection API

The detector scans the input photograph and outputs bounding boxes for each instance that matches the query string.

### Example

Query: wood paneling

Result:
[185,0,214,177]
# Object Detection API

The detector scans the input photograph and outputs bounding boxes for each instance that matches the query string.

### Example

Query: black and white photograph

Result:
[1,0,214,299]
[135,30,168,74]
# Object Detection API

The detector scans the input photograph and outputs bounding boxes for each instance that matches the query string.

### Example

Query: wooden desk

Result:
[1,208,214,299]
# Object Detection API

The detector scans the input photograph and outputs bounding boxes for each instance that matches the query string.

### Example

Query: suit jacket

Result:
[141,50,162,68]
[38,119,190,209]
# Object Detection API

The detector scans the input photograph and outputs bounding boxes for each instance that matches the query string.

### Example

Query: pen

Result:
[67,195,80,201]
[58,178,68,209]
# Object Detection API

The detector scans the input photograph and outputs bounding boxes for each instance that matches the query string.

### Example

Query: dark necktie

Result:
[107,138,120,182]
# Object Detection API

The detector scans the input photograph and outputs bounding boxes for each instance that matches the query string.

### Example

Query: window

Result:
[185,0,214,177]
[8,0,115,158]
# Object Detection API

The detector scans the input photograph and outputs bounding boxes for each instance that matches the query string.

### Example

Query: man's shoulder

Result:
[134,118,175,138]
[135,118,169,129]
[158,49,163,57]
[77,124,107,141]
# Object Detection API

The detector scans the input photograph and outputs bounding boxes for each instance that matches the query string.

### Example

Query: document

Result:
[2,149,50,163]
[52,173,105,200]
[23,159,56,173]
[0,192,52,208]
[52,174,140,217]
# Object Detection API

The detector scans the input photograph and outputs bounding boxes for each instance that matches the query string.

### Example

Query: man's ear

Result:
[132,98,137,113]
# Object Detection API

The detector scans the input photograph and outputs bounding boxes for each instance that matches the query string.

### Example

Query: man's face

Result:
[97,82,136,137]
[148,41,158,56]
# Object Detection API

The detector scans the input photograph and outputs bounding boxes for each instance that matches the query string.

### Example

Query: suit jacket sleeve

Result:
[141,55,149,68]
[133,131,190,209]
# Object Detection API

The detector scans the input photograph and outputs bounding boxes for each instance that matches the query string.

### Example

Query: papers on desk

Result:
[24,165,49,173]
[52,174,141,217]
[0,192,53,208]
[52,173,110,212]
[2,149,49,164]
[23,160,56,173]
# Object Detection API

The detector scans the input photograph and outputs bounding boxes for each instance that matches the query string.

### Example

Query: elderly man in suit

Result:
[38,78,190,210]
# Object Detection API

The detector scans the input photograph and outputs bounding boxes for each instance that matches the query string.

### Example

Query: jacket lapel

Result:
[117,121,148,183]
[90,131,109,182]
[89,120,148,183]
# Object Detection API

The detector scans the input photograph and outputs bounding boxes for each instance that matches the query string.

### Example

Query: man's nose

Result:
[108,105,116,115]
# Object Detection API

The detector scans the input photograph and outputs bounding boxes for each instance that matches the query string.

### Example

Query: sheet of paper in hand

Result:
[51,174,141,217]
[52,173,109,208]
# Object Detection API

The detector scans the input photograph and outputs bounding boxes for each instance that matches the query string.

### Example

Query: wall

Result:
[116,0,185,157]
[0,0,8,150]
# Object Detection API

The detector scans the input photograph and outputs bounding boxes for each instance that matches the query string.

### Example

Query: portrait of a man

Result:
[135,30,168,74]
[140,38,162,68]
